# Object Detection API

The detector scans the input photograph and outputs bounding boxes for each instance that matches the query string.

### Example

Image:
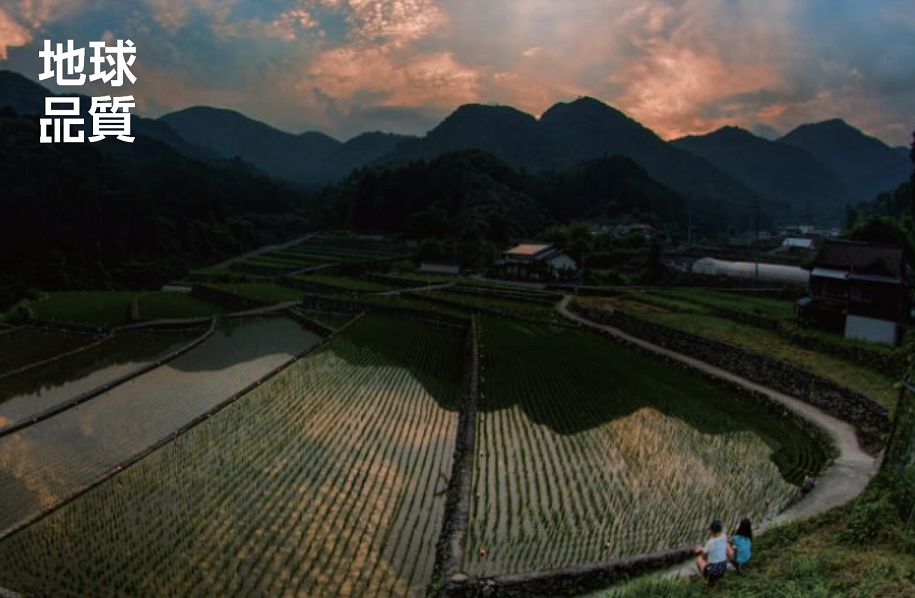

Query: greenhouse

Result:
[691,257,810,286]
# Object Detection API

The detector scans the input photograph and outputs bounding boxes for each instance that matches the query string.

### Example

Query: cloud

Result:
[0,8,30,60]
[2,0,912,145]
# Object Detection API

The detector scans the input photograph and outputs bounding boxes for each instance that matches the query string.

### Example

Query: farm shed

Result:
[419,262,461,276]
[691,257,810,286]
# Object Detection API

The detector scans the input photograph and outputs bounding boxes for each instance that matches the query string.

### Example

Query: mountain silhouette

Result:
[160,106,341,185]
[3,68,909,225]
[385,103,546,168]
[779,119,910,203]
[672,126,852,224]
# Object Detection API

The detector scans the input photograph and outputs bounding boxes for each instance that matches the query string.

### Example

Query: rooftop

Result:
[812,240,907,278]
[505,243,553,257]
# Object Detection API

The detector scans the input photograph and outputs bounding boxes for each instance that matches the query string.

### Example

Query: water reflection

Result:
[0,317,320,533]
[0,330,201,431]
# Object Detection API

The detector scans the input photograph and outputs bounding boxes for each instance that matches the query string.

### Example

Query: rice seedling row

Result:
[465,316,830,578]
[0,314,464,598]
[0,317,319,533]
[418,290,561,323]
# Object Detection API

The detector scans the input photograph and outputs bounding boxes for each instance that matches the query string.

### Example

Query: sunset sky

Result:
[1,0,913,146]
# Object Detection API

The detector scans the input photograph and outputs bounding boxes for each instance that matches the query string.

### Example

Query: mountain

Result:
[537,98,757,207]
[323,131,415,179]
[382,97,758,220]
[0,70,216,163]
[779,119,911,202]
[386,103,545,168]
[0,70,49,116]
[672,126,852,224]
[160,106,341,185]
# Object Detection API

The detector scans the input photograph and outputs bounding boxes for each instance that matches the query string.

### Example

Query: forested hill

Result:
[310,150,686,243]
[0,108,309,310]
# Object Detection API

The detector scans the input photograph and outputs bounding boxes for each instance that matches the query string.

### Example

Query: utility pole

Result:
[753,197,760,281]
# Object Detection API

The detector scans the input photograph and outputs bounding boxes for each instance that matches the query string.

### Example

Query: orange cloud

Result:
[340,0,445,45]
[308,45,477,107]
[0,8,31,59]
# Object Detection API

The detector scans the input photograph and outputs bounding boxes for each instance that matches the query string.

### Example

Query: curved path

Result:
[556,296,880,581]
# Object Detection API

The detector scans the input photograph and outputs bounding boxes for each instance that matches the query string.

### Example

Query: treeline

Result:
[843,133,915,252]
[0,108,310,309]
[311,150,685,248]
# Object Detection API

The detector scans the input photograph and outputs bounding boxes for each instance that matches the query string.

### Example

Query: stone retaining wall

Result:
[443,286,558,305]
[445,549,694,598]
[570,301,890,447]
[430,317,480,596]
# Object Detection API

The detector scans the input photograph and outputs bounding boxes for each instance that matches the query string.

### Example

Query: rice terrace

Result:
[0,231,888,598]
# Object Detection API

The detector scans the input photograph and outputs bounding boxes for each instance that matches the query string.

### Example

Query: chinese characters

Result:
[38,39,137,144]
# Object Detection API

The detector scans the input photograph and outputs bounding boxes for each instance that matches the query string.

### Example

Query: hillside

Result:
[0,108,308,309]
[318,149,554,244]
[779,119,911,202]
[672,126,852,225]
[160,106,341,185]
[531,154,685,224]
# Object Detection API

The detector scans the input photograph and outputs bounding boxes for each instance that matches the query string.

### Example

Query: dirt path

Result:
[372,282,456,296]
[211,233,317,269]
[557,295,880,583]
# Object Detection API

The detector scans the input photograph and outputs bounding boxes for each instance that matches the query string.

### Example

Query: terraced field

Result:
[0,315,464,598]
[0,317,320,533]
[465,317,831,577]
[0,328,100,375]
[0,297,838,596]
[0,328,205,432]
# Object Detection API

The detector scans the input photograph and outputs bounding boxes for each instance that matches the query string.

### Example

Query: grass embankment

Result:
[30,291,226,327]
[580,291,899,412]
[606,476,915,597]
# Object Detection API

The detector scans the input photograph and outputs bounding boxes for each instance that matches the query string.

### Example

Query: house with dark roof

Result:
[797,239,911,345]
[497,243,577,281]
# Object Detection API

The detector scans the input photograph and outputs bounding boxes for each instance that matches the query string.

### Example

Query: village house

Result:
[797,239,911,346]
[497,243,577,281]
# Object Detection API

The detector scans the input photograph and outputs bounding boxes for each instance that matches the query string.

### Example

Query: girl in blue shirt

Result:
[729,518,753,572]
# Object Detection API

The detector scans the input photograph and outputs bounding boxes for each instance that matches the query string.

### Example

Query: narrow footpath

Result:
[556,295,881,582]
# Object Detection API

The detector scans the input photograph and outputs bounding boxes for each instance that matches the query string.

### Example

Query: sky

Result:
[1,0,913,146]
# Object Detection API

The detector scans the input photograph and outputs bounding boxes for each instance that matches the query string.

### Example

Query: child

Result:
[695,519,729,584]
[729,518,753,573]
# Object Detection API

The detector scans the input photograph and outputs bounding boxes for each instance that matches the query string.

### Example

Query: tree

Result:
[910,130,914,222]
[848,215,915,266]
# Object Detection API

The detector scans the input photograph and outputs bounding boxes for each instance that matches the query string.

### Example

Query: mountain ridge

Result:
[671,125,853,223]
[2,69,909,221]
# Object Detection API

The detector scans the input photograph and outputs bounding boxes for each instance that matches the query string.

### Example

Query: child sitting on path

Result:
[729,518,753,572]
[695,519,729,584]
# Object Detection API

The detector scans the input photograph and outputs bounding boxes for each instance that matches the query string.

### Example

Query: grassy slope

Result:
[580,295,898,412]
[606,485,915,598]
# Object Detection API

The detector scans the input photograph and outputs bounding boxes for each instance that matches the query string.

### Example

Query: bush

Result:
[839,480,904,546]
